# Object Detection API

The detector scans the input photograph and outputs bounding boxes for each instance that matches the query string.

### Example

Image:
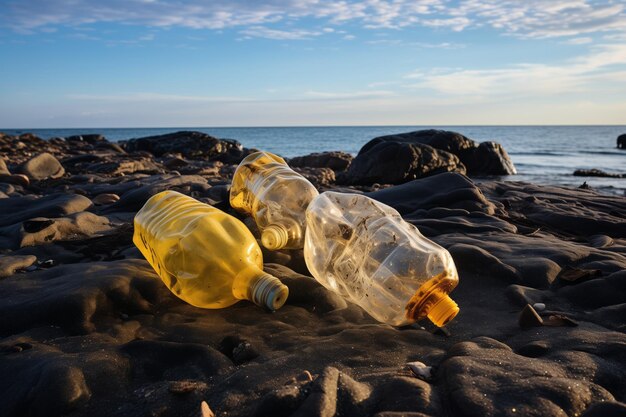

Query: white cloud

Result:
[3,0,626,40]
[239,26,321,40]
[406,43,626,96]
[563,37,593,45]
[304,90,396,100]
[449,0,626,38]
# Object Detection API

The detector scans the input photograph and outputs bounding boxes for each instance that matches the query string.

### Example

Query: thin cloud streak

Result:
[3,0,626,39]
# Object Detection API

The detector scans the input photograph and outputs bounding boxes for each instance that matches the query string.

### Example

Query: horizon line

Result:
[3,123,626,131]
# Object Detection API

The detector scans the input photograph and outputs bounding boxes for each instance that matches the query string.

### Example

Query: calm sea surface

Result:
[4,126,626,195]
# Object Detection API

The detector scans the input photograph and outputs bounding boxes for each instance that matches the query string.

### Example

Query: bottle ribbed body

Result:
[133,190,288,310]
[304,192,459,327]
[229,151,319,250]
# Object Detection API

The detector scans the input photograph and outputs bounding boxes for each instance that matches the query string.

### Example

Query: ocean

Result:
[3,125,626,195]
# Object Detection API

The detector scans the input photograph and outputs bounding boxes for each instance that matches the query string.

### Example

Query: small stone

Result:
[532,303,546,312]
[407,361,433,380]
[0,174,30,187]
[19,152,65,180]
[92,193,120,205]
[518,304,543,329]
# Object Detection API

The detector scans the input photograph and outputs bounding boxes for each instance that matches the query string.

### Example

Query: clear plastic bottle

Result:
[133,190,289,311]
[229,151,319,250]
[304,192,459,327]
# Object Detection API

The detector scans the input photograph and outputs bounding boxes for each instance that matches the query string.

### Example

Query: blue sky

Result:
[1,0,626,127]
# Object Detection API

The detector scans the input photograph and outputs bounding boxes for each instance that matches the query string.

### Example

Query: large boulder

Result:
[289,151,353,171]
[18,152,65,180]
[354,130,516,180]
[341,140,465,185]
[617,133,626,149]
[123,131,246,162]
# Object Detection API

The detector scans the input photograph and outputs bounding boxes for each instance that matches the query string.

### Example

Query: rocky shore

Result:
[0,130,625,417]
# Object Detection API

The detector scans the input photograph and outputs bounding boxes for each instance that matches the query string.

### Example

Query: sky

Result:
[1,0,626,127]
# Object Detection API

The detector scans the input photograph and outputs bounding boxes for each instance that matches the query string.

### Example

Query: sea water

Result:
[4,125,625,195]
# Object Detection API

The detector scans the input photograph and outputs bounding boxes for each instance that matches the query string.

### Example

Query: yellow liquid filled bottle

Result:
[304,192,459,327]
[229,151,319,250]
[133,190,289,311]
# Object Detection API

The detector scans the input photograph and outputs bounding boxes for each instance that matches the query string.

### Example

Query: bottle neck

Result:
[233,267,289,311]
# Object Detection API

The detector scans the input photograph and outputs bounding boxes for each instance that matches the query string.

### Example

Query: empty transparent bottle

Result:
[229,151,319,250]
[133,190,289,311]
[304,192,459,327]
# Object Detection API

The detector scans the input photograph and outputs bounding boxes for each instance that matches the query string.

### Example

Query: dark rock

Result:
[467,141,517,176]
[0,173,30,187]
[18,152,65,180]
[86,158,163,175]
[348,130,515,185]
[581,400,626,417]
[66,134,106,144]
[440,337,615,417]
[0,259,164,334]
[0,357,91,417]
[368,173,496,216]
[617,133,626,149]
[0,193,93,227]
[573,168,624,178]
[293,166,335,186]
[289,151,353,171]
[100,174,209,213]
[342,140,465,185]
[124,131,246,162]
[121,339,232,380]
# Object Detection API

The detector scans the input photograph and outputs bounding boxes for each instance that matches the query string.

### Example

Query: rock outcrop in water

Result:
[342,129,516,186]
[574,168,625,178]
[123,131,253,163]
[0,130,624,417]
[617,133,626,149]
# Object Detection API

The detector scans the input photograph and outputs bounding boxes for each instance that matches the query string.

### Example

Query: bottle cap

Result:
[427,294,459,327]
[249,273,289,311]
[261,224,289,250]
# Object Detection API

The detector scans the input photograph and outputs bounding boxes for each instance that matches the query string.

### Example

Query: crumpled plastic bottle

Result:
[133,190,289,311]
[229,151,319,250]
[304,191,459,327]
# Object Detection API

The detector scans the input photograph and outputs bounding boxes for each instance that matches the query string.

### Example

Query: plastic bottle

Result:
[229,151,319,250]
[304,192,459,327]
[133,190,289,311]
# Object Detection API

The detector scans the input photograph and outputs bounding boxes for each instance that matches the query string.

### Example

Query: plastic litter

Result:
[230,151,319,250]
[133,190,288,310]
[304,191,459,327]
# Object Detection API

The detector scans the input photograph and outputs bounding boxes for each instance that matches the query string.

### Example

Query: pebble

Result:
[0,174,30,187]
[92,193,120,205]
[407,361,433,380]
[532,303,546,312]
